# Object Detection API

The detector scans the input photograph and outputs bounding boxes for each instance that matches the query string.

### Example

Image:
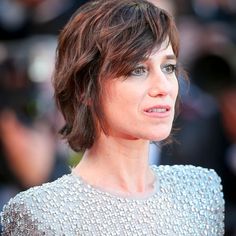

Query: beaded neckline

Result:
[70,166,160,201]
[1,165,225,235]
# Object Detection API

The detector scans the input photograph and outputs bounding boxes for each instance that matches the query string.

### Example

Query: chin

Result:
[146,128,172,142]
[150,134,170,142]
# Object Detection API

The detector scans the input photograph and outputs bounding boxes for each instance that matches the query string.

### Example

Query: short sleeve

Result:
[1,197,44,236]
[152,165,225,235]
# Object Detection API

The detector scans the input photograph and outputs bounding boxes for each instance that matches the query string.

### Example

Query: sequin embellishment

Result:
[1,165,224,235]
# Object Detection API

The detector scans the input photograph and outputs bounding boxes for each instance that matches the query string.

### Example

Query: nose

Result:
[147,70,172,97]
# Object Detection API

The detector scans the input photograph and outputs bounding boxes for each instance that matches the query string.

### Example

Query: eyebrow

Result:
[165,54,177,60]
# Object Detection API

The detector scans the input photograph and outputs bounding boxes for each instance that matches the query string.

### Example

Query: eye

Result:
[161,64,177,74]
[129,65,148,76]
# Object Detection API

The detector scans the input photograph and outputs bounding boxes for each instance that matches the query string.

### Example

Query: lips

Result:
[144,105,170,113]
[143,105,171,118]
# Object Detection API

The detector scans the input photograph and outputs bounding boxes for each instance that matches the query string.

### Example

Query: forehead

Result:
[149,42,175,60]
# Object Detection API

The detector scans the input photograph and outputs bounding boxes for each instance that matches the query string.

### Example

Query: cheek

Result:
[172,79,179,117]
[103,82,134,116]
[110,81,144,107]
[172,78,179,101]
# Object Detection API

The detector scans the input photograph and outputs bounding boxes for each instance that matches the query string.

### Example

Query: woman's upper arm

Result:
[1,198,43,236]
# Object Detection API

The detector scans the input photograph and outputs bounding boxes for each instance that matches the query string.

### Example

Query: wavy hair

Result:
[53,0,180,152]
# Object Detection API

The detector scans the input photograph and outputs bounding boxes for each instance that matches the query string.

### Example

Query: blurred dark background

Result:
[158,0,236,235]
[0,0,87,233]
[0,0,235,235]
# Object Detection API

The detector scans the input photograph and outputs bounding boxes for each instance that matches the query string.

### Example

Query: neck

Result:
[73,133,155,196]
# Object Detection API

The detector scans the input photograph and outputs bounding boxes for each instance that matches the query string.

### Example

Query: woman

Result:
[1,0,224,235]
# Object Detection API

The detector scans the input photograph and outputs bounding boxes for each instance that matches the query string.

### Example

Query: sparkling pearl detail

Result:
[1,165,224,235]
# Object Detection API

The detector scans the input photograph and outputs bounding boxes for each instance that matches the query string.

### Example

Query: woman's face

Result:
[101,41,178,141]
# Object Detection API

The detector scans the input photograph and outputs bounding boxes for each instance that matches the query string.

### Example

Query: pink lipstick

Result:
[143,105,171,118]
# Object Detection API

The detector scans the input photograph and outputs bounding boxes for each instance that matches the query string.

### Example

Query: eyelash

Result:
[129,64,177,77]
[161,64,177,74]
[129,66,147,76]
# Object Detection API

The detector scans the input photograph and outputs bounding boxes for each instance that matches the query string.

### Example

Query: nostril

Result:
[148,87,168,97]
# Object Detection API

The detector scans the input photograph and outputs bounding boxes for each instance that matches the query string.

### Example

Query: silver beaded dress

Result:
[1,165,224,236]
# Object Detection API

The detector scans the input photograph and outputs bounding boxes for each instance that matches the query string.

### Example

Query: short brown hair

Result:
[53,0,180,152]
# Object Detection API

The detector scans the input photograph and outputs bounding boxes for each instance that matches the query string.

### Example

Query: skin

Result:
[73,41,178,197]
